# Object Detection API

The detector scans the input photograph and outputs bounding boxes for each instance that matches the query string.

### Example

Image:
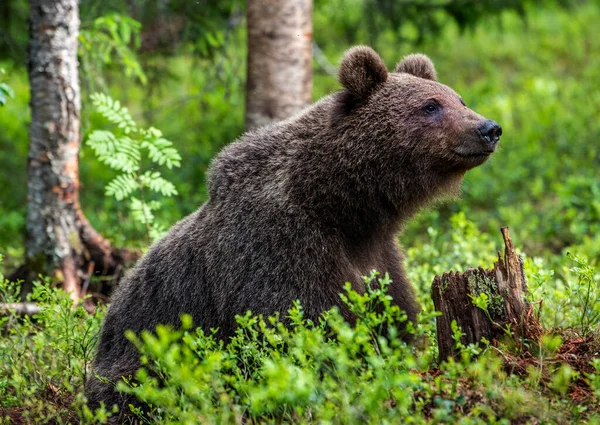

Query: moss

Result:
[467,272,505,319]
[441,275,450,291]
[68,229,84,255]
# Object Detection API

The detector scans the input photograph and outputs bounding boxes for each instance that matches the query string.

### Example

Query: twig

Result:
[80,260,95,298]
[0,303,41,316]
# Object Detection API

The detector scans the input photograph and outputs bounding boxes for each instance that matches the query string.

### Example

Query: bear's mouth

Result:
[451,150,494,159]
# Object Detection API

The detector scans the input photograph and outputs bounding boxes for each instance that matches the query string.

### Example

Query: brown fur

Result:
[395,53,438,81]
[338,46,388,98]
[86,46,501,413]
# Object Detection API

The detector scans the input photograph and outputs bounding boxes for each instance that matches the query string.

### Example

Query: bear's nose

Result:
[478,120,502,145]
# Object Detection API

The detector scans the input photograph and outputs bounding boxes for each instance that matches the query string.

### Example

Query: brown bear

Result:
[86,46,501,411]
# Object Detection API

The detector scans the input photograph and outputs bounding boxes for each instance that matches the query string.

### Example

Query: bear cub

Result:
[87,46,502,410]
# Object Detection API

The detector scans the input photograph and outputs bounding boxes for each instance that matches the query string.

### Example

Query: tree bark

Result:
[21,0,136,301]
[245,0,313,130]
[431,227,540,360]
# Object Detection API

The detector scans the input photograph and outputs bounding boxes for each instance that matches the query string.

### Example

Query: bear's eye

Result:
[423,101,440,115]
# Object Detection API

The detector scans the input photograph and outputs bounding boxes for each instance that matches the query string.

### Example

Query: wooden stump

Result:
[431,227,533,360]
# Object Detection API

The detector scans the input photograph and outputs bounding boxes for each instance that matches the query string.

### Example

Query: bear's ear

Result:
[338,46,388,98]
[394,53,437,81]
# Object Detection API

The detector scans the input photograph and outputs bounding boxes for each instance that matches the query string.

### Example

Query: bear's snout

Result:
[477,120,502,146]
[449,117,501,167]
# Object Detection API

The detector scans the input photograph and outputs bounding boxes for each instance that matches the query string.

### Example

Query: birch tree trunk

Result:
[23,0,135,301]
[245,0,313,130]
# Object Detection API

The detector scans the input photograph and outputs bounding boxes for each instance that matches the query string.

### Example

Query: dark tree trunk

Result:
[245,0,313,130]
[19,0,136,301]
[431,227,539,360]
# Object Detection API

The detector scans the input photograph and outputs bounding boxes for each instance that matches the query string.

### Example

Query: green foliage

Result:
[314,0,556,48]
[79,13,147,91]
[450,319,487,360]
[526,253,600,331]
[0,255,107,423]
[0,69,14,107]
[469,292,493,319]
[567,254,599,333]
[87,93,182,242]
[1,252,599,423]
[586,359,600,399]
[82,270,592,424]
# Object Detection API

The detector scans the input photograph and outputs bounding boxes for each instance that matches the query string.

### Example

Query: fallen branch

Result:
[0,302,41,316]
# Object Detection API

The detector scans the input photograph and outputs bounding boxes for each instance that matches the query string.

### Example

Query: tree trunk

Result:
[245,0,313,130]
[431,227,541,360]
[22,0,136,301]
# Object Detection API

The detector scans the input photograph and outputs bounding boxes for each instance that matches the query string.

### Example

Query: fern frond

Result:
[139,171,178,197]
[99,136,140,173]
[87,93,182,241]
[87,131,139,171]
[91,92,137,134]
[87,130,118,157]
[105,174,138,201]
[141,128,182,169]
[130,197,161,226]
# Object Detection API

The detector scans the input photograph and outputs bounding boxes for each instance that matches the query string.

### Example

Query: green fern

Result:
[139,171,178,197]
[141,128,182,169]
[130,197,160,226]
[86,93,182,242]
[91,92,137,134]
[87,130,118,156]
[105,174,138,201]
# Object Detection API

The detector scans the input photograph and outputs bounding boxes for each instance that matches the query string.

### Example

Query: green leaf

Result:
[0,83,15,107]
[86,130,119,157]
[119,19,131,45]
[130,197,161,226]
[105,174,138,201]
[91,92,137,133]
[141,131,182,169]
[87,131,140,173]
[139,171,178,197]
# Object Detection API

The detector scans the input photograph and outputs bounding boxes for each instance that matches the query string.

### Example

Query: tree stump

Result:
[431,227,534,360]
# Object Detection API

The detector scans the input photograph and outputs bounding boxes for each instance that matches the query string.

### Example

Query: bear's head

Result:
[335,46,502,177]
